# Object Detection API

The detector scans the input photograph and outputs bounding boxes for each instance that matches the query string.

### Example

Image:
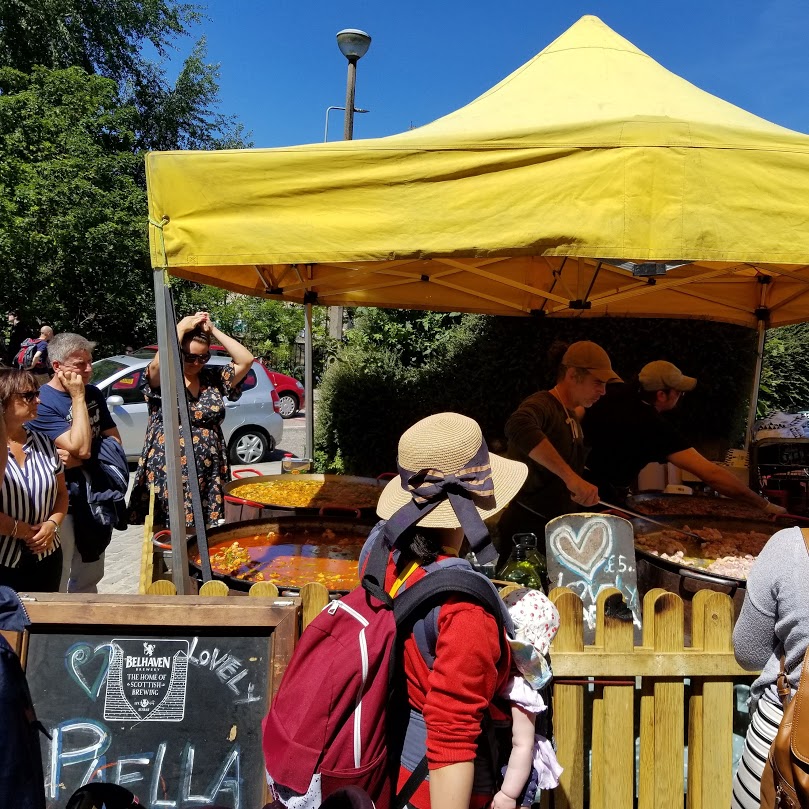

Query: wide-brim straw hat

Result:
[376,412,528,528]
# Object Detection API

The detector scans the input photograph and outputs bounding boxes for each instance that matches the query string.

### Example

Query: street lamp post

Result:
[328,29,372,341]
[336,29,372,140]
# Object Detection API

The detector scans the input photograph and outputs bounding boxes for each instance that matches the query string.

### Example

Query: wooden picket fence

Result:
[144,531,751,809]
[548,585,751,809]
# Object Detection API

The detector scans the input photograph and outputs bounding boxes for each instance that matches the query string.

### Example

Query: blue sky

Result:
[166,0,809,148]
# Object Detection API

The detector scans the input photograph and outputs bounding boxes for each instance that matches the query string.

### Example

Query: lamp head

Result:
[336,29,371,61]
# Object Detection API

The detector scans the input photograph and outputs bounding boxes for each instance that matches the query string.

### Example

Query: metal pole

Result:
[305,303,315,460]
[745,276,771,452]
[328,59,360,340]
[745,320,767,451]
[324,105,345,143]
[153,269,192,594]
[343,58,358,140]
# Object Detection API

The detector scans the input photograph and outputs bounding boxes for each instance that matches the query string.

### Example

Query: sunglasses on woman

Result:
[183,352,211,364]
[14,390,39,402]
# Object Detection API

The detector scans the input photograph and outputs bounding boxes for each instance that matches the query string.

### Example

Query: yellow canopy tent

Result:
[146,14,809,328]
[145,15,809,591]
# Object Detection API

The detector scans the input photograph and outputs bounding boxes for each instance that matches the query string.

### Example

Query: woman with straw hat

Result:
[373,412,528,809]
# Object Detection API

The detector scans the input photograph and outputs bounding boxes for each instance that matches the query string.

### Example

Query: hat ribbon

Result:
[407,464,494,504]
[384,441,498,564]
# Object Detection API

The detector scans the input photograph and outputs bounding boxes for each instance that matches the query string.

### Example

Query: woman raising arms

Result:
[128,312,253,529]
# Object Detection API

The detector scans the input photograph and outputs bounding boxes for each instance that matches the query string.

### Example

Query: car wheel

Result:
[229,428,274,464]
[277,392,299,419]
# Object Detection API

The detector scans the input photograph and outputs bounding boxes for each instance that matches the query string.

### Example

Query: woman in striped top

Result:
[0,369,67,591]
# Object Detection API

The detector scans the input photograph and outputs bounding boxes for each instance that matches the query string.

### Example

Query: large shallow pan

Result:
[630,514,776,585]
[627,493,769,521]
[187,514,374,594]
[629,514,777,637]
[223,470,389,523]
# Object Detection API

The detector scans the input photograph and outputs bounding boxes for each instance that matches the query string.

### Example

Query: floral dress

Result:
[127,363,243,528]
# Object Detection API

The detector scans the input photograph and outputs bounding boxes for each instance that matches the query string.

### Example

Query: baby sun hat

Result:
[503,587,561,690]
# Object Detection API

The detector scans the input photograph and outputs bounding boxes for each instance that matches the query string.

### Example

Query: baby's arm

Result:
[492,704,536,809]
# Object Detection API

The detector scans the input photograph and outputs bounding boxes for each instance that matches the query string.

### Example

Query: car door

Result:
[104,368,149,460]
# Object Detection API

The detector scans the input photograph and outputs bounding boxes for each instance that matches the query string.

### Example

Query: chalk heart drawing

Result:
[66,641,112,701]
[548,519,613,583]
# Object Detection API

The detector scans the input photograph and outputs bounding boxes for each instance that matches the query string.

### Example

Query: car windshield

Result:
[91,359,129,385]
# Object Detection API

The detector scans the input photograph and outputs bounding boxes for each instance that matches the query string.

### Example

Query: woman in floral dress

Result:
[128,312,254,528]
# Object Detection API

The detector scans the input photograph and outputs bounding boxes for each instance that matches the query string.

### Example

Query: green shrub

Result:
[759,323,809,415]
[315,345,426,475]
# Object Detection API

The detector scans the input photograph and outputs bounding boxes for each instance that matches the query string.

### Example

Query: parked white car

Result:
[90,355,284,464]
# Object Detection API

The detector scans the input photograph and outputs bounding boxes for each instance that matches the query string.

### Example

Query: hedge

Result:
[315,315,759,477]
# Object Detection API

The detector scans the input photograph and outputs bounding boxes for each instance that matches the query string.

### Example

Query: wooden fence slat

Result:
[147,579,177,595]
[638,678,655,809]
[300,582,330,629]
[597,590,635,809]
[550,588,585,809]
[699,592,736,809]
[651,592,685,809]
[199,580,230,597]
[138,485,157,594]
[686,589,715,809]
[639,587,667,809]
[249,582,280,598]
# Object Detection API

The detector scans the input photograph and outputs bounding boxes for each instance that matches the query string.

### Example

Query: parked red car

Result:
[137,344,306,418]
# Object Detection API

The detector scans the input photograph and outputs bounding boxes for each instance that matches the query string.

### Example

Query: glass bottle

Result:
[497,533,546,591]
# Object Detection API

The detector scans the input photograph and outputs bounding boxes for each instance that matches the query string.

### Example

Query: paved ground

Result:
[98,410,309,594]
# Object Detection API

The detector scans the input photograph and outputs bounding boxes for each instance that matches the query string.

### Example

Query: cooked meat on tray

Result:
[635,526,772,580]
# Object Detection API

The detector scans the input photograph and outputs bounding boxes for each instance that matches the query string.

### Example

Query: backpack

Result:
[760,528,809,809]
[14,338,38,369]
[262,526,511,809]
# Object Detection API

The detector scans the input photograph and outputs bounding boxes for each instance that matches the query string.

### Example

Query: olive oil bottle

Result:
[497,532,547,591]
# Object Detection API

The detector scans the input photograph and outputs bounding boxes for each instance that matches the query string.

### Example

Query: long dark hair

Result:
[396,526,444,567]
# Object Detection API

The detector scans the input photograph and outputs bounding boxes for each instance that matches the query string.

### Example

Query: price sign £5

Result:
[545,513,641,643]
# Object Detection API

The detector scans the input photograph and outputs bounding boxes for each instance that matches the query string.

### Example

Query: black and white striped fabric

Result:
[732,696,784,809]
[0,428,64,567]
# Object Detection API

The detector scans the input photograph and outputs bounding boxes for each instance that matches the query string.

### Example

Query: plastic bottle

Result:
[497,533,546,590]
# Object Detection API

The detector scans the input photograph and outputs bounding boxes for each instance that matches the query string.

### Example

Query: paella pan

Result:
[188,515,374,593]
[223,471,388,522]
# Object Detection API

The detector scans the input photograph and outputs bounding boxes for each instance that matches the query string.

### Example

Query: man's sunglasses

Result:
[183,352,210,364]
[14,390,39,402]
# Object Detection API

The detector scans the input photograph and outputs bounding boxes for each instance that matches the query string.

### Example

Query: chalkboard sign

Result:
[545,513,641,643]
[17,594,299,809]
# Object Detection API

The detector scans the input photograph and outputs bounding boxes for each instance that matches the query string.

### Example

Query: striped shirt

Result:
[0,428,64,567]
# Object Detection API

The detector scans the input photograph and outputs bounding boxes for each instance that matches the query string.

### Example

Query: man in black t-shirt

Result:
[496,341,621,557]
[583,360,784,515]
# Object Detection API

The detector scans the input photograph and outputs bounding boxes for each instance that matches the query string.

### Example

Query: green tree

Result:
[759,323,809,415]
[0,0,198,80]
[0,66,154,348]
[0,1,249,353]
[346,308,464,367]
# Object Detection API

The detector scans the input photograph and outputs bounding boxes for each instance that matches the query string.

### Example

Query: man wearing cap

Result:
[583,360,785,514]
[498,341,621,553]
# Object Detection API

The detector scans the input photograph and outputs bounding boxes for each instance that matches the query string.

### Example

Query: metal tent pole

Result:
[153,269,192,594]
[305,303,315,460]
[745,320,767,450]
[745,276,771,451]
